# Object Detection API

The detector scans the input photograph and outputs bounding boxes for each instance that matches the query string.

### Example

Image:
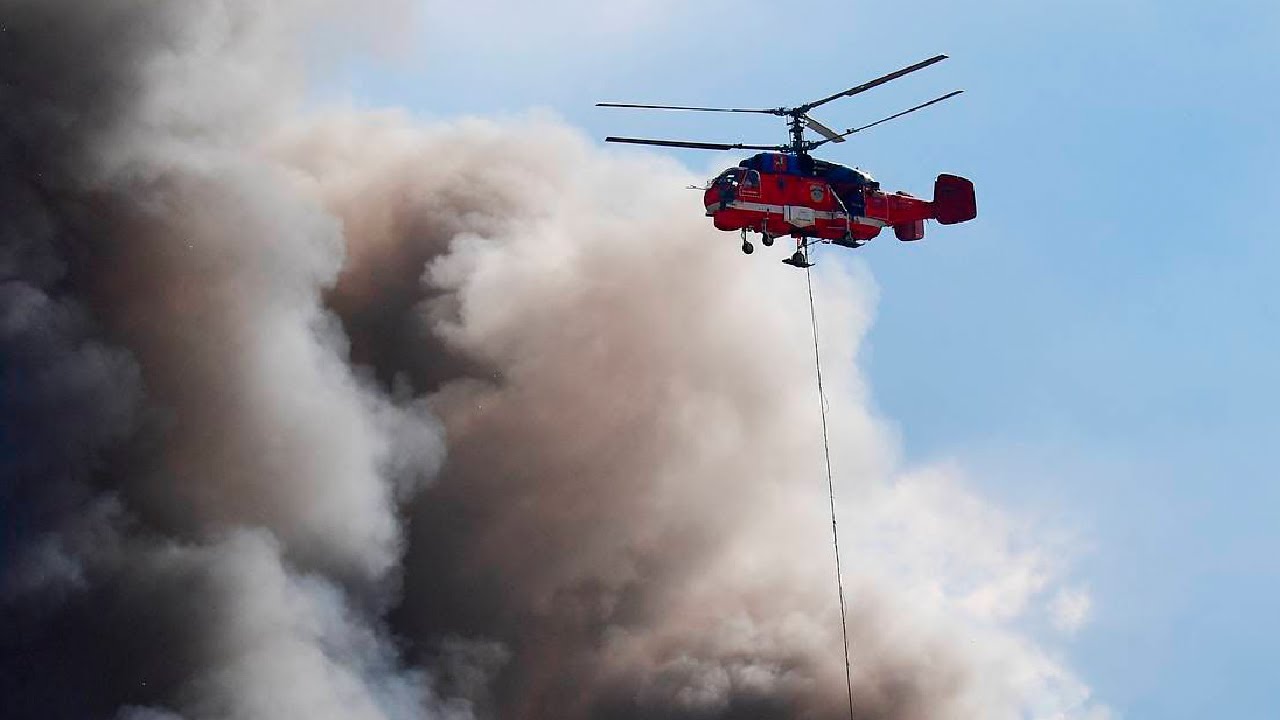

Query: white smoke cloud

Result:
[1051,588,1094,635]
[132,531,452,720]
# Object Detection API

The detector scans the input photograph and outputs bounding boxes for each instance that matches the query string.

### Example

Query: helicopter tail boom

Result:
[862,175,976,240]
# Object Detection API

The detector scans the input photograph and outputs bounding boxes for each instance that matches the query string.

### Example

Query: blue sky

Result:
[328,1,1280,716]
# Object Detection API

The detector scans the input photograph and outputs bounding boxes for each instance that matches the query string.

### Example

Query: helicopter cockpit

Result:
[708,167,761,197]
[709,167,743,189]
[711,167,759,188]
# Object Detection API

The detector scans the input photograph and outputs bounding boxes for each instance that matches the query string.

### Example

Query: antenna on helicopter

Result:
[596,54,961,154]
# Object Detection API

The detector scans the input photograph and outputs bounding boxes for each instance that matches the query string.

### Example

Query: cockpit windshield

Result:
[710,167,744,188]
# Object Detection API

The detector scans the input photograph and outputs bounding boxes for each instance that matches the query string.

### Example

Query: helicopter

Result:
[598,55,977,267]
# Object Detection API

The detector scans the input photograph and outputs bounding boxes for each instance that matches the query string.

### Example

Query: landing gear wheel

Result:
[741,241,755,255]
[762,234,775,247]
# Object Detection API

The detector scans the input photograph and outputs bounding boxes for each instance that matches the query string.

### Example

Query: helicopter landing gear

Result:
[761,233,775,247]
[782,244,814,269]
[740,229,755,255]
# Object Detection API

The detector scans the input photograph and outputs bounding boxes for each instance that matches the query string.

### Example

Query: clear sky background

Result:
[326,1,1280,717]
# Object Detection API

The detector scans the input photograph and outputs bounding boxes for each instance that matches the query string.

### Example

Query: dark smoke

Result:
[0,2,1104,719]
[2,2,442,718]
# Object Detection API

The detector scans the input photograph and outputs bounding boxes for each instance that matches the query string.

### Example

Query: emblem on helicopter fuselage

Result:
[810,184,825,203]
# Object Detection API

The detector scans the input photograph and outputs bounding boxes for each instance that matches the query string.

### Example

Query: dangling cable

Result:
[804,257,856,720]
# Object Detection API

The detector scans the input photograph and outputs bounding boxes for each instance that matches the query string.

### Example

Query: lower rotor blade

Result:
[843,90,965,135]
[605,136,784,151]
[808,90,965,149]
[596,102,781,114]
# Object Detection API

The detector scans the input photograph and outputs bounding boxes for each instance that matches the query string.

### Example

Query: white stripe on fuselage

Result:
[708,201,888,227]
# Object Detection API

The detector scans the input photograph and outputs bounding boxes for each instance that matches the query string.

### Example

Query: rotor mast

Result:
[788,116,807,155]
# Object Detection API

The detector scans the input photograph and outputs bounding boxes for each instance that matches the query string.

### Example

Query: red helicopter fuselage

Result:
[702,153,976,247]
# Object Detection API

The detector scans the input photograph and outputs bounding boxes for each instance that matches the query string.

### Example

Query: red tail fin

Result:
[933,174,977,225]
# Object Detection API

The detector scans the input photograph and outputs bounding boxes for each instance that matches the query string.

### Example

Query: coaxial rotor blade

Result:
[809,90,965,149]
[842,90,965,135]
[803,116,845,143]
[795,54,949,114]
[596,102,783,115]
[605,136,786,151]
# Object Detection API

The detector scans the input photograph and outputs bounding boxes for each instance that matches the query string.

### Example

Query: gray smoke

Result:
[1,2,446,718]
[0,2,1106,719]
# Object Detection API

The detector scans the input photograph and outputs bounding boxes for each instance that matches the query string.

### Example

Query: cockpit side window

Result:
[742,169,761,190]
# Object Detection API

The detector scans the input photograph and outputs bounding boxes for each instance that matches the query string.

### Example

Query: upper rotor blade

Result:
[795,54,949,114]
[810,90,965,149]
[605,136,785,151]
[803,116,845,143]
[596,102,781,114]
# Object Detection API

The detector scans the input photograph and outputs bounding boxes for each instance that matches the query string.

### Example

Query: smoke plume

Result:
[0,2,1106,719]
